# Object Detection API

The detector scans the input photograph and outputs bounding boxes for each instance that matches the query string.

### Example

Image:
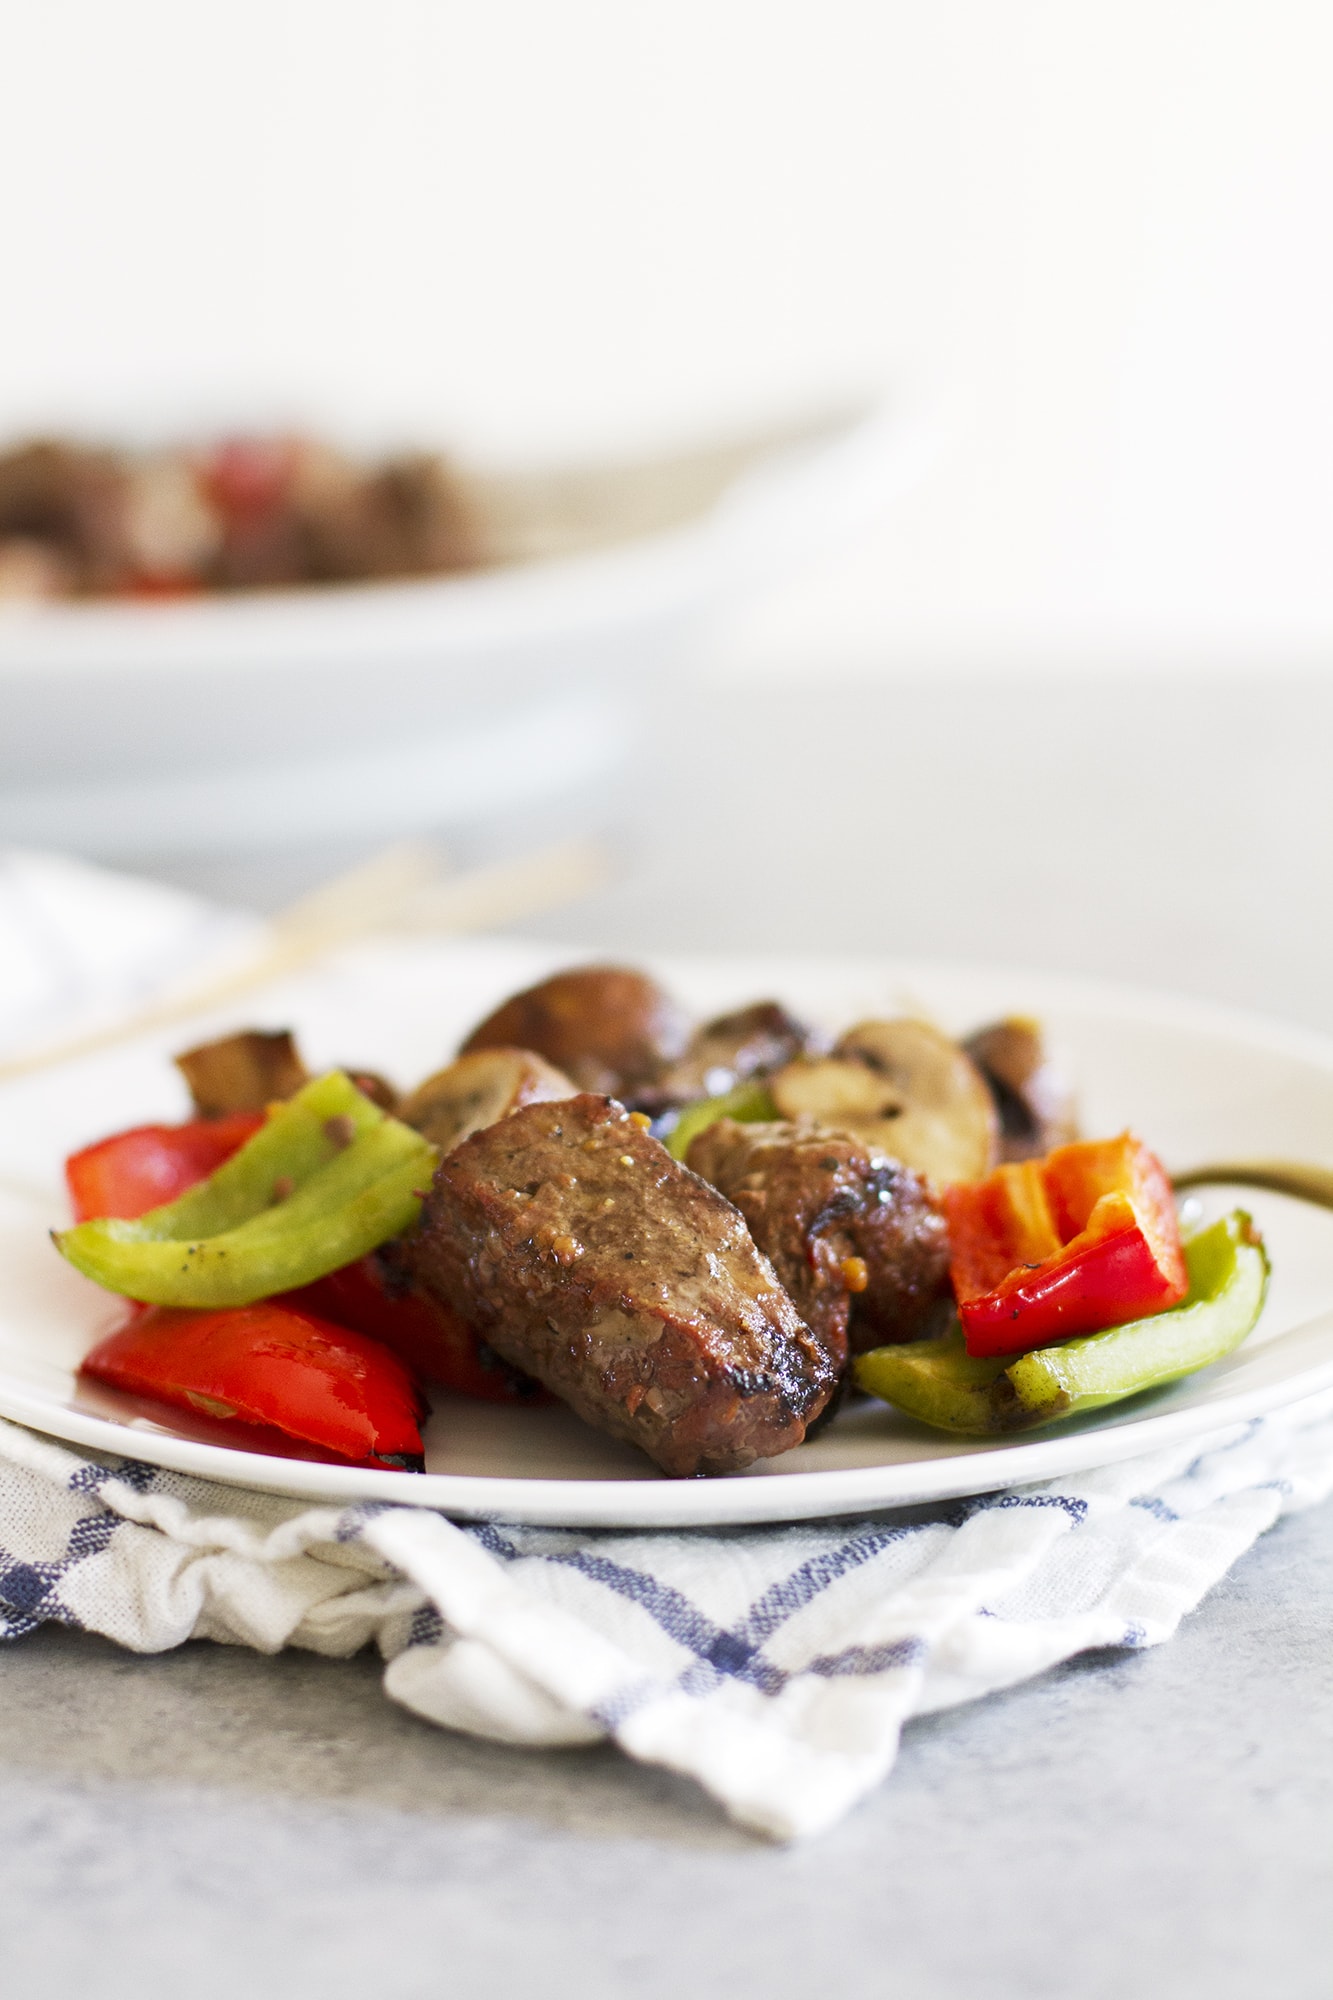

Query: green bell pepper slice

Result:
[852,1209,1269,1436]
[55,1071,438,1308]
[664,1078,778,1162]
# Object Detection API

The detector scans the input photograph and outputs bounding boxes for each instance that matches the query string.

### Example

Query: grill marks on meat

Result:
[686,1119,952,1361]
[406,1094,836,1476]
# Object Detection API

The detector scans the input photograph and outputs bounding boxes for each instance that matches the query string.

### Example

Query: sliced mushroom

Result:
[175,1028,309,1118]
[963,1017,1078,1162]
[459,965,690,1097]
[398,1046,576,1154]
[771,1018,998,1189]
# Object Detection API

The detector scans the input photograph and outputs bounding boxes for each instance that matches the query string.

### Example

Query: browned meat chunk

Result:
[174,1027,397,1117]
[686,1118,952,1359]
[460,966,689,1098]
[175,1029,309,1117]
[406,1093,835,1476]
[633,1000,813,1114]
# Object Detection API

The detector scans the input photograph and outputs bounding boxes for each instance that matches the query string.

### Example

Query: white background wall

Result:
[4,0,1332,664]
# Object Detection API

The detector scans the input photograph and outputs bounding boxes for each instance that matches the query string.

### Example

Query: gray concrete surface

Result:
[7,668,1333,1997]
[162,669,1333,1036]
[1,1500,1330,1997]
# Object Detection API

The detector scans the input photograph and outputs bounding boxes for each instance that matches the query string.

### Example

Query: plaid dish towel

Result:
[3,1398,1333,1840]
[3,847,1333,1839]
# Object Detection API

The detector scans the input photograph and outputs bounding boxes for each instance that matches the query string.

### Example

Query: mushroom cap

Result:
[460,966,689,1097]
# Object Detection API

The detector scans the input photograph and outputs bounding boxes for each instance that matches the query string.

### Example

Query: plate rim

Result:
[1,1337,1332,1526]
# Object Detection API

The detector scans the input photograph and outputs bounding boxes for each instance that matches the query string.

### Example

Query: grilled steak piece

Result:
[686,1119,952,1359]
[406,1093,835,1476]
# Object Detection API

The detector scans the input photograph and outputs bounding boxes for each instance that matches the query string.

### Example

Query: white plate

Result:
[3,943,1333,1527]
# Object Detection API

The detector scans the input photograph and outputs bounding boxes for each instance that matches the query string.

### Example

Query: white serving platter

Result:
[2,942,1332,1527]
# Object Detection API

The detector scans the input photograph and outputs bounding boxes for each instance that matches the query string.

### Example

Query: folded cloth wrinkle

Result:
[1,1398,1331,1840]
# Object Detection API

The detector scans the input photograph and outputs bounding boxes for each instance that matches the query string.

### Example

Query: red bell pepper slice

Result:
[79,1301,427,1469]
[65,1113,265,1223]
[65,1112,539,1406]
[944,1133,1188,1357]
[287,1254,547,1406]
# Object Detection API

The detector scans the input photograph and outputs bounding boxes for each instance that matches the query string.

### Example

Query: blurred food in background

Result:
[0,406,916,869]
[0,411,879,610]
[0,436,482,600]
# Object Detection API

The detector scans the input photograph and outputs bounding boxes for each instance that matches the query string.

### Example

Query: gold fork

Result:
[1172,1161,1333,1212]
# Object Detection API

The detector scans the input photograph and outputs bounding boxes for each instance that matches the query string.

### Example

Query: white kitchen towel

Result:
[2,846,1332,1840]
[2,1396,1332,1840]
